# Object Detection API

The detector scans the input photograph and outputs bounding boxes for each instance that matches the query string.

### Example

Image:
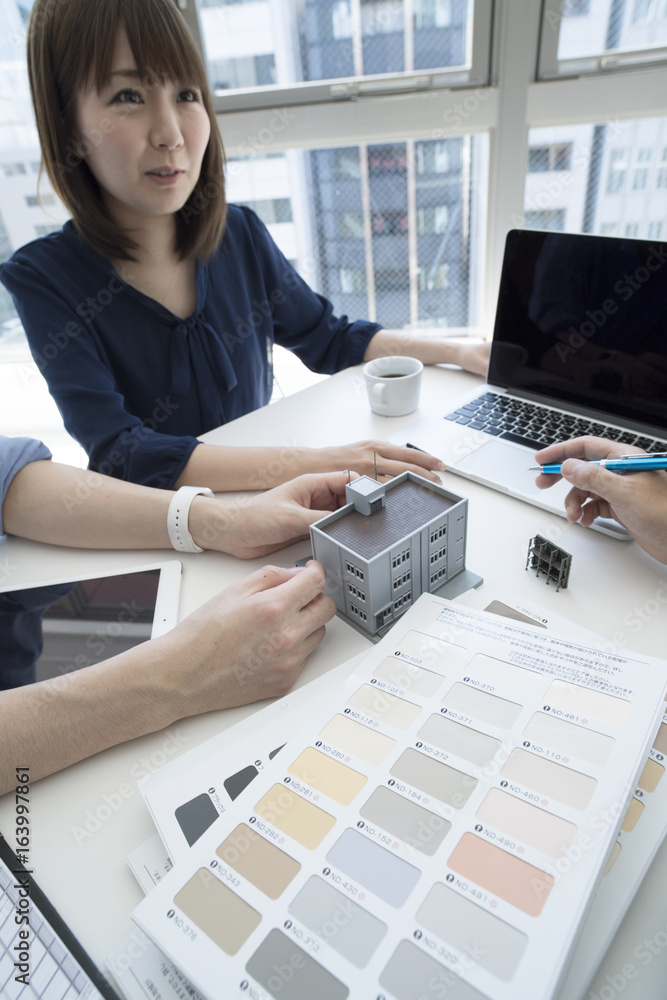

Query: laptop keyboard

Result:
[445,392,667,453]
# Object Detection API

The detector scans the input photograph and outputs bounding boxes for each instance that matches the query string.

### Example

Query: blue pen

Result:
[531,453,667,474]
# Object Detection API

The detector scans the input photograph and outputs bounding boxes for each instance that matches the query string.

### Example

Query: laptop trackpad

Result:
[456,440,631,538]
[457,440,553,497]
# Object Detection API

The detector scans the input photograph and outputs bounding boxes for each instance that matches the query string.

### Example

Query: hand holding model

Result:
[535,436,667,564]
[0,452,345,793]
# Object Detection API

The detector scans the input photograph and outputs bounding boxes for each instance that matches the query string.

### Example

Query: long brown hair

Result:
[27,0,226,261]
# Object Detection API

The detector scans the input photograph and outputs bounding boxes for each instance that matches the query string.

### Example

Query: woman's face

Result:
[75,29,211,229]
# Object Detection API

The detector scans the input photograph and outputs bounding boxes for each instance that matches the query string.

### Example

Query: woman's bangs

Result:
[120,0,207,92]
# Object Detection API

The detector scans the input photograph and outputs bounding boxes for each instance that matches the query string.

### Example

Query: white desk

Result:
[1,364,666,999]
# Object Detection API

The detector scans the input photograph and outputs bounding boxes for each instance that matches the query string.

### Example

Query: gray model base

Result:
[295,560,483,643]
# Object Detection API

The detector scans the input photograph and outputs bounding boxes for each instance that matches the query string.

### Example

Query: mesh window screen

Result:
[195,0,472,92]
[557,0,667,61]
[524,118,667,238]
[227,137,487,332]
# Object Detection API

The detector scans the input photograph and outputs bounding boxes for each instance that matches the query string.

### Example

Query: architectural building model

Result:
[526,534,572,591]
[309,472,472,637]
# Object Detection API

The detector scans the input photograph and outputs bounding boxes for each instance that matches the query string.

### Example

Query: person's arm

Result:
[363,330,491,377]
[2,461,357,558]
[534,436,667,563]
[175,439,446,491]
[0,563,334,794]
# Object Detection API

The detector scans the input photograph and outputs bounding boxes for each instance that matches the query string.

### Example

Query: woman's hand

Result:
[312,440,445,484]
[157,561,336,714]
[191,472,356,558]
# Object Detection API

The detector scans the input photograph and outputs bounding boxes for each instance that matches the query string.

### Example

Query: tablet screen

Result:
[38,568,160,683]
[0,561,181,689]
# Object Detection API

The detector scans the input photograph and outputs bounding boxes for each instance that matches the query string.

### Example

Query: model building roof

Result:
[320,479,456,559]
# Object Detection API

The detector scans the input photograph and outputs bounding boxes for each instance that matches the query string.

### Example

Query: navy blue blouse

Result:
[0,205,380,488]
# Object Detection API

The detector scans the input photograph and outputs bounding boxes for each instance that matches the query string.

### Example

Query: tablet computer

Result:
[0,560,182,684]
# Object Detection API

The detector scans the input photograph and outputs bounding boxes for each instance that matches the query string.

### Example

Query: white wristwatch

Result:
[167,486,214,553]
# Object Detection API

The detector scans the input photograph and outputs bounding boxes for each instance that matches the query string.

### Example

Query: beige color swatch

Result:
[288,747,367,806]
[319,714,396,766]
[637,757,663,793]
[174,868,261,955]
[216,824,300,899]
[621,798,644,832]
[254,784,336,850]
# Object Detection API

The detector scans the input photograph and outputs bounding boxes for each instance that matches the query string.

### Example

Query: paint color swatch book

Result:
[132,596,667,1000]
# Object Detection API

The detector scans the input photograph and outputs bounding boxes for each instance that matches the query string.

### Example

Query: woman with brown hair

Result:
[1,0,489,492]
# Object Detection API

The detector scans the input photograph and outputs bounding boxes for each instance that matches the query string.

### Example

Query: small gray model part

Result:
[309,472,479,637]
[526,534,572,591]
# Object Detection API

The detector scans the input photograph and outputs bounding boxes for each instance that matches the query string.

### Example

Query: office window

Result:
[332,0,352,39]
[339,268,367,292]
[539,0,667,78]
[417,205,449,235]
[226,135,485,332]
[194,0,481,100]
[632,0,658,25]
[524,209,566,231]
[648,220,663,238]
[417,262,449,290]
[335,149,362,179]
[208,53,276,91]
[525,118,667,239]
[24,194,56,207]
[599,222,619,235]
[632,168,648,189]
[236,198,293,224]
[372,210,408,234]
[414,0,452,29]
[368,145,407,174]
[338,212,365,238]
[34,223,62,235]
[657,146,667,185]
[528,143,573,172]
[361,1,404,36]
[2,163,26,177]
[607,150,627,193]
[416,141,451,174]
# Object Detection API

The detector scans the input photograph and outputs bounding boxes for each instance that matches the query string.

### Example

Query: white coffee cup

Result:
[363,355,423,416]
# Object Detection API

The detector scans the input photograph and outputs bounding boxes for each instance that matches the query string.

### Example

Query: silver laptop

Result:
[391,229,667,538]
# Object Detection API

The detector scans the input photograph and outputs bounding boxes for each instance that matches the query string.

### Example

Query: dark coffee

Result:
[380,372,410,378]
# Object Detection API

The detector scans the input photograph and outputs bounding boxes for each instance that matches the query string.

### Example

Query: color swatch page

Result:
[455,590,667,999]
[132,596,667,1000]
[139,654,367,864]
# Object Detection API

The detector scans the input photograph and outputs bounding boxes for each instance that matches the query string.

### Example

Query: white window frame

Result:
[174,0,667,334]
[179,0,494,111]
[538,0,667,79]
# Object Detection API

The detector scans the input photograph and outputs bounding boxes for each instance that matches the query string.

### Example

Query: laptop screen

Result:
[488,230,667,435]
